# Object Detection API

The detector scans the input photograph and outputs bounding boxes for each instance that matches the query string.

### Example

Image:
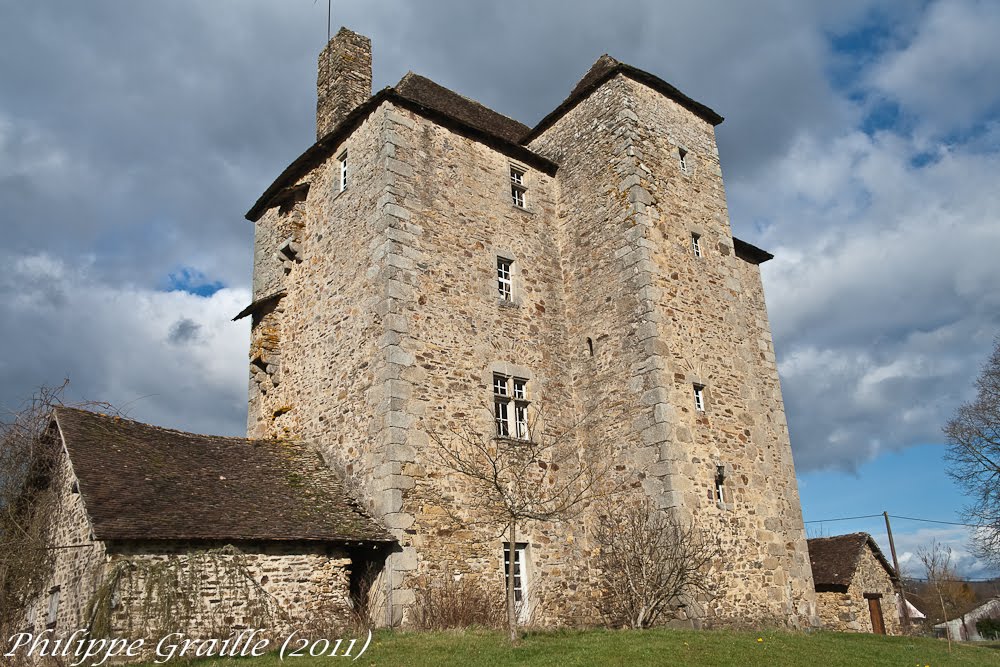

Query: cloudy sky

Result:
[2,1,999,577]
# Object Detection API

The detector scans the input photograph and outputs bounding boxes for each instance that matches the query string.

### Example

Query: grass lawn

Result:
[141,627,1000,667]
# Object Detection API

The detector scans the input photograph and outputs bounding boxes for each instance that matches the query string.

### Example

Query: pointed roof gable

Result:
[53,407,392,544]
[522,54,724,143]
[808,532,898,592]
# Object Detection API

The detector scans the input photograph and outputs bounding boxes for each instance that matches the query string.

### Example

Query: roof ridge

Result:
[53,406,293,447]
[395,71,529,131]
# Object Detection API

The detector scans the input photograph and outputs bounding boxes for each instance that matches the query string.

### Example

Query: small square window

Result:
[693,384,705,412]
[497,257,513,301]
[691,233,702,258]
[338,150,348,192]
[512,378,527,400]
[493,374,509,396]
[510,167,527,208]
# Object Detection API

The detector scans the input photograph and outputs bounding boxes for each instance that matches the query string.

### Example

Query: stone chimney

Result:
[316,27,372,140]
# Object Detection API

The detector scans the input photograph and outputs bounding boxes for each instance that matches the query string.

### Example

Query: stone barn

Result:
[808,533,900,635]
[21,407,391,637]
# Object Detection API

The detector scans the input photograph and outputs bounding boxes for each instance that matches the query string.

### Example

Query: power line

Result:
[889,514,976,527]
[804,513,979,528]
[804,513,882,524]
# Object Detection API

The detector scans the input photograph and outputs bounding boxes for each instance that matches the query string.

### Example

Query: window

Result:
[510,166,526,208]
[46,587,60,629]
[494,374,529,439]
[693,384,705,412]
[503,542,528,617]
[691,233,702,258]
[714,465,726,505]
[678,147,690,174]
[497,257,513,301]
[338,150,348,191]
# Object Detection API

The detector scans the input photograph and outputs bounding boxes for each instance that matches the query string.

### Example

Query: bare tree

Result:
[593,494,721,628]
[427,405,609,642]
[945,338,1000,566]
[0,381,119,635]
[917,540,974,650]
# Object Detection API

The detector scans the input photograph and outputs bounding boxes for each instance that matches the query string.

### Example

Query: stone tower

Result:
[240,28,817,627]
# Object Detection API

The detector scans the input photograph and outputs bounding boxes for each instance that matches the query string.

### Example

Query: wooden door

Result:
[868,596,886,635]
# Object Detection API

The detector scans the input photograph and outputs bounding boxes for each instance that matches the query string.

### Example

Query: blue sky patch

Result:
[164,267,225,297]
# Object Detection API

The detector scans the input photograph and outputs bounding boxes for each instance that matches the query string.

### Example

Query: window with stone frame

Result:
[338,150,348,191]
[714,465,726,505]
[691,232,702,258]
[510,165,527,208]
[678,147,690,174]
[497,256,514,301]
[494,373,529,439]
[46,587,60,629]
[503,541,529,617]
[693,383,706,412]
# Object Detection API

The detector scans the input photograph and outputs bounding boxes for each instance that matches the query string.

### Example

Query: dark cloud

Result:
[0,1,995,480]
[167,318,202,345]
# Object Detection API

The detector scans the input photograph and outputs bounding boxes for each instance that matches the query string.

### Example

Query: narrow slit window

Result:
[715,465,726,504]
[587,337,594,357]
[497,257,513,301]
[693,384,705,412]
[338,150,348,191]
[678,147,689,174]
[691,233,702,258]
[510,166,526,208]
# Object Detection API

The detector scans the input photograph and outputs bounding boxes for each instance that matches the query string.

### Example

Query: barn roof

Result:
[808,532,898,592]
[52,407,392,545]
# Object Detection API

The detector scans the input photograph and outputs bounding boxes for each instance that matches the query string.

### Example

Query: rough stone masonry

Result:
[242,26,818,628]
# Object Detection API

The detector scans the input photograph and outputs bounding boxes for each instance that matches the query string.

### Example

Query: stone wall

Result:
[19,455,108,636]
[816,549,900,634]
[528,73,816,626]
[100,542,353,638]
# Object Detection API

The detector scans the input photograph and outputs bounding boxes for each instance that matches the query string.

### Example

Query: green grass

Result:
[144,627,1000,667]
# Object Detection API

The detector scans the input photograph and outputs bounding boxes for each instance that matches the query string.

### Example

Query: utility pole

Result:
[885,511,911,628]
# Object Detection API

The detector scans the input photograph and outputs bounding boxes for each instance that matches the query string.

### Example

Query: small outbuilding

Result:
[808,533,900,635]
[934,597,1000,641]
[24,407,394,637]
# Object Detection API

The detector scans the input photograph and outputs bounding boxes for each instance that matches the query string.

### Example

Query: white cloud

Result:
[869,0,1000,131]
[0,253,250,436]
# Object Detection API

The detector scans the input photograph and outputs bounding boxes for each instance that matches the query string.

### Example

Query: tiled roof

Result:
[53,407,392,544]
[808,532,897,591]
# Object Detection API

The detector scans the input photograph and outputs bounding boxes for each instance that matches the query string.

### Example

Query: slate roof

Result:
[808,533,898,592]
[395,72,529,144]
[245,82,556,221]
[53,407,392,544]
[522,54,724,143]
